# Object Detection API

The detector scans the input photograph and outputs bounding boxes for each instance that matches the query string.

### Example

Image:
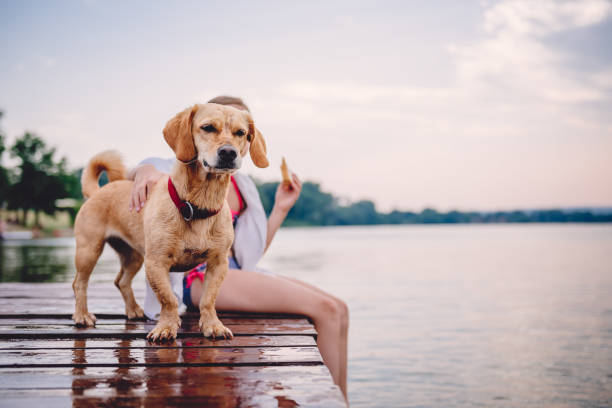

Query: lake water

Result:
[1,224,611,407]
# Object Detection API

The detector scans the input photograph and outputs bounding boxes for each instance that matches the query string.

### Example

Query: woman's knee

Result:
[313,296,349,329]
[320,291,348,331]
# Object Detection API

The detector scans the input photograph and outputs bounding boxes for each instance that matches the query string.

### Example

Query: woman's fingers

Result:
[131,183,146,211]
[292,173,302,192]
[130,185,140,211]
[285,173,296,191]
[137,185,147,211]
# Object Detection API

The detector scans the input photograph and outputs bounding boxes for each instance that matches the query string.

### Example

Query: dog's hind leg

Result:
[107,237,145,320]
[73,237,104,327]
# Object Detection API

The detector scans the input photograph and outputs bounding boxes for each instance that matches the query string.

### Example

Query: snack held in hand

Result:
[280,157,292,187]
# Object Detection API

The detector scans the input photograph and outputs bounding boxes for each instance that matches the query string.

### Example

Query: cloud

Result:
[279,82,450,105]
[591,68,612,89]
[452,0,612,105]
[483,0,612,37]
[36,112,88,152]
[276,0,612,116]
[40,56,56,69]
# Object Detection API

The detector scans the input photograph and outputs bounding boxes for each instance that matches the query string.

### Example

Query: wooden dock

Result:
[0,282,346,407]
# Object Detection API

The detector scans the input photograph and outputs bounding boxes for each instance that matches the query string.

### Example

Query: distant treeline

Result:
[0,113,81,226]
[1,112,611,228]
[257,181,612,226]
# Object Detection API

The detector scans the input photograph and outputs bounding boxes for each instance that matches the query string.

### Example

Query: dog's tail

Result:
[81,150,127,199]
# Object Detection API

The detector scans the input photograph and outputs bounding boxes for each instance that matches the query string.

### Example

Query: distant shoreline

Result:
[256,181,612,227]
[282,217,612,227]
[1,218,611,240]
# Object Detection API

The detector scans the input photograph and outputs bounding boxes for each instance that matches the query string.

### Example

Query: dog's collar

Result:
[167,177,220,222]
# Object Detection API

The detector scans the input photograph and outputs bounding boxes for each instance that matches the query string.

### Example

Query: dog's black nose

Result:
[217,145,237,167]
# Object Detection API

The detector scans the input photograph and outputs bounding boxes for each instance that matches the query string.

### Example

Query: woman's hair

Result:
[207,95,250,112]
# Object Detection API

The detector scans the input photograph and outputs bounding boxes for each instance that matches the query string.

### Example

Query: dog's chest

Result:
[168,227,213,272]
[170,247,209,272]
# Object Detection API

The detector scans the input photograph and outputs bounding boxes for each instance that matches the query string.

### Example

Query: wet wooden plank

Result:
[0,395,344,408]
[0,336,317,349]
[0,366,346,407]
[0,316,311,326]
[0,323,316,338]
[0,346,322,367]
[0,319,312,331]
[0,311,310,320]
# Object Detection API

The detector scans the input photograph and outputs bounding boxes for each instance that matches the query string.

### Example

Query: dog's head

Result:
[163,103,269,171]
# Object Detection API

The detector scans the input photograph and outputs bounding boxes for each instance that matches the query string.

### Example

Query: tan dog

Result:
[72,103,268,341]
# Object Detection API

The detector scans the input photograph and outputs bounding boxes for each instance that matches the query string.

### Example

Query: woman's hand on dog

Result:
[274,173,302,213]
[129,164,164,212]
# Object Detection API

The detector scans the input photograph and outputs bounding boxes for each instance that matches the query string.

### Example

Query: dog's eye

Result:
[201,124,217,132]
[235,129,246,137]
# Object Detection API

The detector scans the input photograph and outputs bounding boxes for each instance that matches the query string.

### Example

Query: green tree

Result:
[332,200,379,225]
[0,112,9,208]
[257,181,336,226]
[420,208,442,223]
[8,133,71,226]
[62,166,83,199]
[287,182,335,225]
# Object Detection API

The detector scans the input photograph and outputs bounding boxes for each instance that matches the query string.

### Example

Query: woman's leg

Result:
[282,276,349,394]
[188,269,349,398]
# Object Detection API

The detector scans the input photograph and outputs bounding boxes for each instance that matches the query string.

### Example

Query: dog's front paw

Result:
[147,319,180,342]
[199,317,233,340]
[126,304,145,320]
[73,311,97,327]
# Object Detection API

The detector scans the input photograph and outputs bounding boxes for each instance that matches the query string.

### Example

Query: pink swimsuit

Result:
[229,175,244,223]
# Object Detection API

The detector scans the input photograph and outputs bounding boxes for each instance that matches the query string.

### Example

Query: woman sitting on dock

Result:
[128,95,349,399]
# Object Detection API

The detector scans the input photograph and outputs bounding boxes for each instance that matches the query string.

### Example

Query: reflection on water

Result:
[0,237,122,284]
[0,238,75,282]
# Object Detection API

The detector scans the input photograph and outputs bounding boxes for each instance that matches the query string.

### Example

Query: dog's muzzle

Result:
[215,145,238,170]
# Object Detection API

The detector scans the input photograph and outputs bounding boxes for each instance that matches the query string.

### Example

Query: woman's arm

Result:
[265,173,302,251]
[128,164,166,212]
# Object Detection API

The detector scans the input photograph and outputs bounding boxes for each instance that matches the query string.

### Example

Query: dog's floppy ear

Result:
[247,118,269,168]
[163,104,199,163]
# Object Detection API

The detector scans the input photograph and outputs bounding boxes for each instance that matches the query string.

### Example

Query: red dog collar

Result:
[167,177,220,222]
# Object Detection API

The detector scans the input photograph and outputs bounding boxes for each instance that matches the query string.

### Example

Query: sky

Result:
[1,0,611,211]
